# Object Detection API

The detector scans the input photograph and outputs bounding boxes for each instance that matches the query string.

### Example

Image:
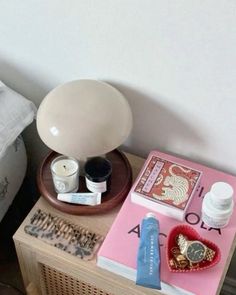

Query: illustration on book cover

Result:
[133,156,202,210]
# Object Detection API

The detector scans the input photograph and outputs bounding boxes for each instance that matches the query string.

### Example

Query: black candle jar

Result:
[84,157,112,193]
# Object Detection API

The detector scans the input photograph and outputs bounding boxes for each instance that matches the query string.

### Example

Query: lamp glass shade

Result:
[36,80,133,159]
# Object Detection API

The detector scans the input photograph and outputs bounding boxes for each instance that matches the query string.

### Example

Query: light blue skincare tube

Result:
[136,212,161,290]
[57,192,101,205]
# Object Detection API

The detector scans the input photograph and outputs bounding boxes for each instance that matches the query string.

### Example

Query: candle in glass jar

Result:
[50,155,79,193]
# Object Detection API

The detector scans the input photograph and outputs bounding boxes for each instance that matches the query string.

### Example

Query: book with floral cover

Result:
[97,150,236,295]
[131,151,202,220]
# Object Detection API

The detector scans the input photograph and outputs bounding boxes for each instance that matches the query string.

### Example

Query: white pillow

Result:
[0,81,37,159]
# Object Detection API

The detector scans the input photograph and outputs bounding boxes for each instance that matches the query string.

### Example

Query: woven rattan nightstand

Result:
[13,153,161,295]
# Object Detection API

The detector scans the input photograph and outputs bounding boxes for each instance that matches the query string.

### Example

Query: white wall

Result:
[1,0,236,174]
[1,0,236,276]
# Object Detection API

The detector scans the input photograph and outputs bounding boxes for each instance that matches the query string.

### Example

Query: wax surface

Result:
[52,159,78,176]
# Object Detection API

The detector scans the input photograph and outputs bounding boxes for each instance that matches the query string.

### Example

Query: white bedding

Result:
[0,136,27,222]
[0,81,36,159]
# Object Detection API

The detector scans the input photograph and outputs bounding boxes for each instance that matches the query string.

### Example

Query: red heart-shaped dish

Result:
[167,225,221,272]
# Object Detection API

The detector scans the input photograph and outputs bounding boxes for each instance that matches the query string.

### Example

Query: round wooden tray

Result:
[37,149,132,215]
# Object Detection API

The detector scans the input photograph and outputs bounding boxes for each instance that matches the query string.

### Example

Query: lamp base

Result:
[37,149,132,215]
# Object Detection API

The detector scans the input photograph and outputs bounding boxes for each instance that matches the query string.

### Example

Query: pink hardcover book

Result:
[97,150,236,295]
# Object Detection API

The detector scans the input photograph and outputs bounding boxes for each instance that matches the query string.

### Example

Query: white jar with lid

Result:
[201,182,234,228]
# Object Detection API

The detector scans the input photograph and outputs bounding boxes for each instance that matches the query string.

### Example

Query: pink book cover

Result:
[97,150,236,295]
[133,155,202,211]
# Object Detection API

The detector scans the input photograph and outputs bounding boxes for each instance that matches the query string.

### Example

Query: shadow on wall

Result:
[0,57,206,169]
[108,82,206,159]
[0,58,51,106]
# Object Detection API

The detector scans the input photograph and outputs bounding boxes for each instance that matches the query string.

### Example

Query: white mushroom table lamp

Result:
[36,79,133,215]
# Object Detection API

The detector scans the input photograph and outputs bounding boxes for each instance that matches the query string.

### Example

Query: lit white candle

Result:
[50,155,79,193]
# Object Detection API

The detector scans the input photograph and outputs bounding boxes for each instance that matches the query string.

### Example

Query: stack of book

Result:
[97,150,236,295]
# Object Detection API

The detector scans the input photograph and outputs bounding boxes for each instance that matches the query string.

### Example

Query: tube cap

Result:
[145,212,156,219]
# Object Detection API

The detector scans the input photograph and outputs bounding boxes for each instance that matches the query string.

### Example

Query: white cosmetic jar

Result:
[210,181,234,209]
[201,182,234,228]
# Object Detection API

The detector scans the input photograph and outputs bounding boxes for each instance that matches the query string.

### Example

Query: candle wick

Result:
[63,165,66,170]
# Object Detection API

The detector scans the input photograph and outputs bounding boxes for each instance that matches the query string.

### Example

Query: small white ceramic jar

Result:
[201,182,234,228]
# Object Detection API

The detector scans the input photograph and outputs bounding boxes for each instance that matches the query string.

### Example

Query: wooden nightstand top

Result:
[14,152,160,295]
